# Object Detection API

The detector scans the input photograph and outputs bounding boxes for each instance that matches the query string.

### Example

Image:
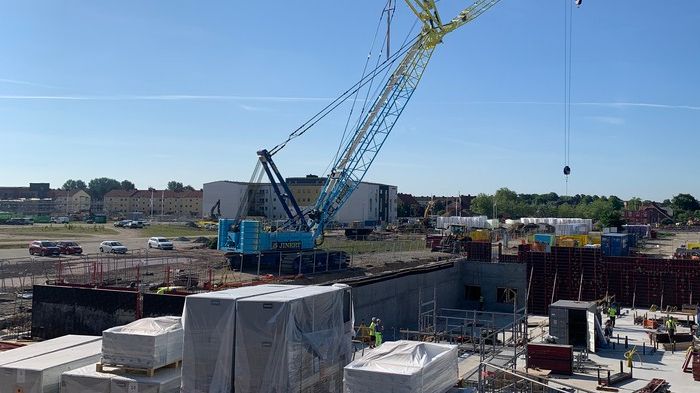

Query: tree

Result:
[183,185,195,191]
[88,178,122,200]
[470,193,494,216]
[62,179,87,191]
[120,180,136,190]
[672,193,700,212]
[627,197,642,211]
[167,181,184,192]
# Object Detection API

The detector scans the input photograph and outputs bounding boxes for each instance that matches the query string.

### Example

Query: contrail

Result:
[0,94,330,102]
[0,78,60,89]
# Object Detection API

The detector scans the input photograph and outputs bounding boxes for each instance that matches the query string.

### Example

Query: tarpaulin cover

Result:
[60,364,112,393]
[343,340,458,393]
[234,285,353,393]
[60,363,181,393]
[436,216,488,230]
[102,316,183,369]
[180,284,301,393]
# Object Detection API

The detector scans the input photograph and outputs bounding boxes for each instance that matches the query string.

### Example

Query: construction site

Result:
[1,0,699,392]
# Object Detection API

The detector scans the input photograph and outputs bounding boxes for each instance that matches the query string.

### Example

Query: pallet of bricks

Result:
[60,316,184,393]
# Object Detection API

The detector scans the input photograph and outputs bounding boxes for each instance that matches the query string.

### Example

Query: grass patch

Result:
[138,225,215,238]
[657,232,675,238]
[0,224,118,237]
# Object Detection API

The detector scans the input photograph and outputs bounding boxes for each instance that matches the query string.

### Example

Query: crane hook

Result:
[563,166,571,176]
[575,0,582,7]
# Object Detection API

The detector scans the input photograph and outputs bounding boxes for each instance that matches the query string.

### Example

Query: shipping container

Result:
[548,300,597,353]
[601,233,629,256]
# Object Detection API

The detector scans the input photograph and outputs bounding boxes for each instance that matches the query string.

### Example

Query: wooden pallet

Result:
[96,360,181,377]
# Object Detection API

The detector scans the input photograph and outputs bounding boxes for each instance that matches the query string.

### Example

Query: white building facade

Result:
[203,179,397,226]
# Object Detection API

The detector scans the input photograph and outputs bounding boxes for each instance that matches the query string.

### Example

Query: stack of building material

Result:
[436,216,488,229]
[180,284,302,392]
[526,343,573,375]
[234,285,353,393]
[0,335,100,367]
[0,339,102,393]
[110,367,181,393]
[343,340,458,393]
[101,316,183,370]
[60,364,181,393]
[60,364,112,392]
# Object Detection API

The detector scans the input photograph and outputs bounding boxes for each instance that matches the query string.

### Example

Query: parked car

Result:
[29,240,60,256]
[114,220,131,227]
[148,237,174,250]
[56,241,83,255]
[100,241,128,254]
[126,221,144,229]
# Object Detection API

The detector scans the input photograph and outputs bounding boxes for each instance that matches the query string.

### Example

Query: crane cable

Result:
[563,0,576,196]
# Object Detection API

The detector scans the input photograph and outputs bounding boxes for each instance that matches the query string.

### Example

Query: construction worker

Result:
[608,305,617,327]
[666,317,677,342]
[358,320,370,345]
[375,319,384,347]
[369,317,376,348]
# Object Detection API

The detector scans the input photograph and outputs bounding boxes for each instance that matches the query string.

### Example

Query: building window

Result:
[464,285,481,301]
[496,288,517,303]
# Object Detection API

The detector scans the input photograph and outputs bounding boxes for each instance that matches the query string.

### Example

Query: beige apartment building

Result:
[49,189,91,215]
[104,189,203,218]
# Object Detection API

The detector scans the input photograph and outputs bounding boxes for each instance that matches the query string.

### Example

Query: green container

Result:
[33,215,51,223]
[93,214,107,224]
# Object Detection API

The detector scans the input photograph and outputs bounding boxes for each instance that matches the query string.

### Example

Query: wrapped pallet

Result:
[110,367,181,393]
[234,285,353,393]
[0,335,100,367]
[101,316,183,369]
[180,284,301,393]
[343,341,458,393]
[60,364,112,393]
[0,340,101,393]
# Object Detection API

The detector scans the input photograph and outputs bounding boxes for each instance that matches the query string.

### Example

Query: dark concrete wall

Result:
[142,293,186,317]
[31,285,137,339]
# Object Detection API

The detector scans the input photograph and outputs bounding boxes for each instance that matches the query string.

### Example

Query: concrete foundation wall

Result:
[350,263,463,341]
[31,285,137,339]
[460,262,528,313]
[30,261,528,341]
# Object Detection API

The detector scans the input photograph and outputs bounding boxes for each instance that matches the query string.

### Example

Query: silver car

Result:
[100,241,128,254]
[148,237,173,250]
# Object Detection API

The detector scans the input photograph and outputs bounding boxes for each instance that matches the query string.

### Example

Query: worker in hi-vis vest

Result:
[608,305,617,327]
[368,317,376,348]
[375,319,384,347]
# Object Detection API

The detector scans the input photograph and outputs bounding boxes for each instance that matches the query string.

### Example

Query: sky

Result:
[0,1,698,201]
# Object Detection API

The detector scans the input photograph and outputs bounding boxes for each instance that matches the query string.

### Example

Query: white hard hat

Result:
[371,317,377,322]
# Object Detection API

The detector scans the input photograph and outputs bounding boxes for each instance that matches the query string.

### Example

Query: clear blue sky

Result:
[1,1,698,201]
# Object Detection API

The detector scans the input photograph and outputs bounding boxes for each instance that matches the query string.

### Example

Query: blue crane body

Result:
[219,0,502,273]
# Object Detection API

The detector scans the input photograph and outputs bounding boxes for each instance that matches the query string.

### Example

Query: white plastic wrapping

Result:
[343,340,458,393]
[0,340,102,393]
[436,216,488,230]
[101,316,183,369]
[110,367,181,393]
[554,223,591,235]
[234,285,353,393]
[60,364,112,393]
[0,335,100,367]
[520,217,593,232]
[180,284,301,393]
[60,364,181,393]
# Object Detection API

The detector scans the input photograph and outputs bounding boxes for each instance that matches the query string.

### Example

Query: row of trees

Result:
[399,188,700,227]
[469,188,626,227]
[62,178,196,200]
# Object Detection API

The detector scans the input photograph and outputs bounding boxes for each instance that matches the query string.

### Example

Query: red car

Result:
[56,241,83,255]
[28,240,60,256]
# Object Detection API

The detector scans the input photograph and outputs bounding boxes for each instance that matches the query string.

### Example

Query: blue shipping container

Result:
[601,233,629,256]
